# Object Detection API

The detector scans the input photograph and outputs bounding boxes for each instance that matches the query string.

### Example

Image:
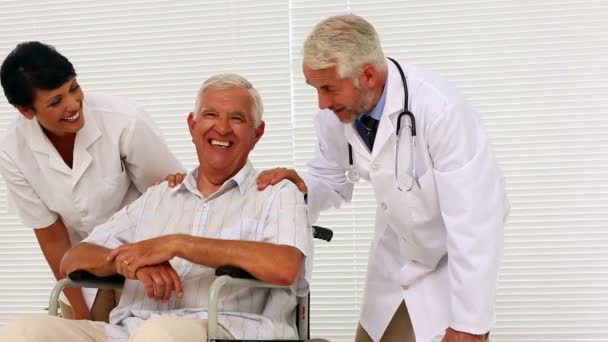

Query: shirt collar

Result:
[173,160,256,199]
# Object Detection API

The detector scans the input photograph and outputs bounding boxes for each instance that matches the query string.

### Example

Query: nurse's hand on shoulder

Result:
[257,167,307,192]
[157,172,187,187]
[442,328,487,342]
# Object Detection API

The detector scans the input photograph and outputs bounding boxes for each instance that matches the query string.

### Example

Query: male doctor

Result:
[258,14,509,342]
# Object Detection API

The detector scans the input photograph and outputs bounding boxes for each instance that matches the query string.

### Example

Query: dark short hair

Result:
[0,41,76,108]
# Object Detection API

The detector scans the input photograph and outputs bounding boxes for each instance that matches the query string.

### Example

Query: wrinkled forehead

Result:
[200,86,254,114]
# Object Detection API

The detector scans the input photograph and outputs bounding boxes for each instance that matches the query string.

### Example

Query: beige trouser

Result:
[0,315,233,342]
[354,301,490,342]
[355,301,415,342]
[59,288,122,322]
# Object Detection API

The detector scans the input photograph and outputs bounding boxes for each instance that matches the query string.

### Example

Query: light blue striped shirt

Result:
[83,161,313,341]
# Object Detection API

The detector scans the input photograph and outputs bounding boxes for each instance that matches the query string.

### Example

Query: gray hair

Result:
[302,14,387,79]
[194,73,263,127]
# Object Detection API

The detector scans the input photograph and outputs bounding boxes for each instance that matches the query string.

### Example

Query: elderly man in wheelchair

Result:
[0,73,322,342]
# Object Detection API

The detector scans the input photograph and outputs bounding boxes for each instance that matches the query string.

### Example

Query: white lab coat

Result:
[0,93,185,308]
[303,60,509,342]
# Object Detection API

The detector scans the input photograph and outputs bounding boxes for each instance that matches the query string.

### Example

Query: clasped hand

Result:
[107,236,183,301]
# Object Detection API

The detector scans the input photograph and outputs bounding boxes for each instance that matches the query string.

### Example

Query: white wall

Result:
[0,1,606,341]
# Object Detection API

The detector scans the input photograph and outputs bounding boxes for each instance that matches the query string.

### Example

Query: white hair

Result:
[193,73,263,127]
[302,14,387,79]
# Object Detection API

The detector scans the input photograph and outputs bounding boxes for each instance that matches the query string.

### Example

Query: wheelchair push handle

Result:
[312,226,333,242]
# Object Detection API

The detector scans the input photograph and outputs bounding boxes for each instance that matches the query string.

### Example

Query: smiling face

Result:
[303,63,377,123]
[17,78,84,137]
[188,86,264,186]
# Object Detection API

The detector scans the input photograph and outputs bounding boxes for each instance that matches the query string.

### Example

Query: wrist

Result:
[170,234,188,258]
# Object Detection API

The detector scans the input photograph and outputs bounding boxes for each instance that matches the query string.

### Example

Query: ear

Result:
[252,121,265,147]
[16,105,35,120]
[187,112,196,139]
[358,64,379,89]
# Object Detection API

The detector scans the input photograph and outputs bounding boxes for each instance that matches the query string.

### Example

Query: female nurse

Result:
[0,41,185,322]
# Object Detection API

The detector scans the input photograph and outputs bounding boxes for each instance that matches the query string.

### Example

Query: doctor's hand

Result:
[257,167,307,192]
[158,172,187,187]
[442,328,487,342]
[108,235,178,279]
[135,261,183,302]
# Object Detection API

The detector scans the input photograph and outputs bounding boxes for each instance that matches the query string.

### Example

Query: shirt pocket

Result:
[219,218,260,241]
[98,160,131,214]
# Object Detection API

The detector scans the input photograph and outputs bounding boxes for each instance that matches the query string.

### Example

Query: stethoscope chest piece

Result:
[345,166,361,183]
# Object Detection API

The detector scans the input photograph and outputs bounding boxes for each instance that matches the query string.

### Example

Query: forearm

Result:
[61,242,117,277]
[34,219,89,313]
[172,234,302,286]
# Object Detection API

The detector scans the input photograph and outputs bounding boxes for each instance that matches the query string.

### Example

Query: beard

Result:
[353,86,377,117]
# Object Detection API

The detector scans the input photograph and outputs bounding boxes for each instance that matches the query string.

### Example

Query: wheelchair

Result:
[49,226,333,342]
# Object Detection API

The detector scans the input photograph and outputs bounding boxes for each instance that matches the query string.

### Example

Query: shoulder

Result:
[0,118,18,151]
[0,116,28,158]
[134,181,173,208]
[259,178,305,205]
[406,64,461,105]
[404,64,473,127]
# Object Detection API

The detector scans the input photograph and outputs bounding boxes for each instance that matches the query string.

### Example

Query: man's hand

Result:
[257,167,307,192]
[158,172,187,187]
[135,262,183,302]
[107,236,178,279]
[442,328,487,342]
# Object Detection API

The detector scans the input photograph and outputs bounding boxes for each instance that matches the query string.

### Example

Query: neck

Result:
[43,127,76,145]
[196,174,224,197]
[196,166,241,197]
[42,128,76,168]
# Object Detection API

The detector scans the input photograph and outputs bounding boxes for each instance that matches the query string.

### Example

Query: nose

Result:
[65,94,80,113]
[317,91,332,110]
[213,116,232,135]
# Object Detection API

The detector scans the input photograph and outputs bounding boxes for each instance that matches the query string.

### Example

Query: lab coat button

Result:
[381,202,388,211]
[371,164,379,171]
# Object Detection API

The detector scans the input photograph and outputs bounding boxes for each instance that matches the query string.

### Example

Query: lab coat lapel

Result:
[344,120,369,156]
[72,111,101,186]
[371,60,405,162]
[27,117,72,176]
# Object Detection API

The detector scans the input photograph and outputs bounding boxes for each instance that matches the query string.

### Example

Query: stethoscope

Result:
[346,57,420,191]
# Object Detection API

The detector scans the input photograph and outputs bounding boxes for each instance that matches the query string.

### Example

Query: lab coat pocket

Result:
[405,169,440,224]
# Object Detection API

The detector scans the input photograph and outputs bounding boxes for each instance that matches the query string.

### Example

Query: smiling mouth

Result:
[62,111,81,122]
[209,139,232,148]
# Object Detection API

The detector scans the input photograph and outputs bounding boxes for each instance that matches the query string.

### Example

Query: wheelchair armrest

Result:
[215,265,255,279]
[312,225,333,242]
[68,270,125,286]
[48,270,124,317]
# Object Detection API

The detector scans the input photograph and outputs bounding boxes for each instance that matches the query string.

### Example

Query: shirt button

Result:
[381,202,388,211]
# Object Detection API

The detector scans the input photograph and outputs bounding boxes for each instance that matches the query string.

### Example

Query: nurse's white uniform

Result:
[0,93,185,308]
